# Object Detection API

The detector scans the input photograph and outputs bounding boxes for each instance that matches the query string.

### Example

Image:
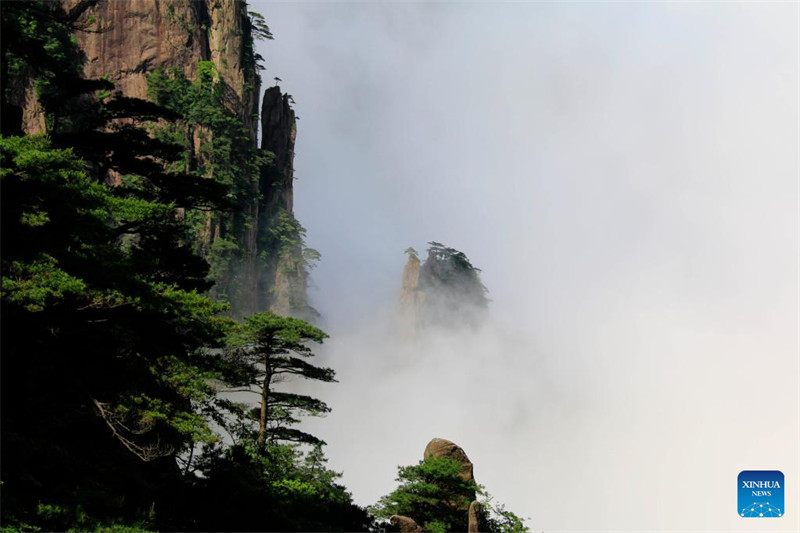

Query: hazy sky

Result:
[252,2,798,531]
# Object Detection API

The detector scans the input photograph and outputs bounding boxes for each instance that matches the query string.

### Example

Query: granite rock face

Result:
[66,0,205,104]
[62,0,259,132]
[397,252,424,336]
[261,85,296,214]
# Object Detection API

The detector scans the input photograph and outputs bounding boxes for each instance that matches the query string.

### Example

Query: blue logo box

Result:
[738,470,784,518]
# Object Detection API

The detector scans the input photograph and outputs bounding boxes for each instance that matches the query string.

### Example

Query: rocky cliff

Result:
[20,0,309,319]
[258,85,313,319]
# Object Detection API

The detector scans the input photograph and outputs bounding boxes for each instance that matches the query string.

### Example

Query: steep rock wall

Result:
[26,0,306,319]
[258,86,312,319]
[261,85,296,213]
[65,0,207,102]
[397,252,424,337]
[64,0,259,135]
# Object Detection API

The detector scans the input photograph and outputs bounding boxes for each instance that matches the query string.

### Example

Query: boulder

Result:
[390,515,423,533]
[424,438,475,482]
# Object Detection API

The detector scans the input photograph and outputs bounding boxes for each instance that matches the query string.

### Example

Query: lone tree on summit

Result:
[225,312,334,449]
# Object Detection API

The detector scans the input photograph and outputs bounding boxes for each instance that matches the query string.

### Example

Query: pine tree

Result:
[1,3,236,528]
[0,134,232,530]
[224,312,334,448]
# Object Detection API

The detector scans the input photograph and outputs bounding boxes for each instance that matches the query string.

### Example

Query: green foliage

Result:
[260,208,321,319]
[423,242,487,295]
[206,235,239,286]
[248,11,274,41]
[267,209,321,273]
[2,254,87,311]
[146,13,310,319]
[164,0,194,39]
[244,10,271,72]
[146,63,271,308]
[1,502,155,533]
[479,501,530,533]
[1,9,238,528]
[404,247,419,260]
[196,60,216,83]
[181,442,371,531]
[149,62,268,193]
[147,63,259,195]
[425,520,449,533]
[1,127,228,532]
[268,210,311,257]
[223,312,333,447]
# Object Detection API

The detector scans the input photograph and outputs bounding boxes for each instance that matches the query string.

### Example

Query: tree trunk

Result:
[257,363,270,448]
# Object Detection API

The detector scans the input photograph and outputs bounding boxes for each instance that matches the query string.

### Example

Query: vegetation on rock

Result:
[399,242,490,333]
[146,61,268,308]
[419,242,489,327]
[372,455,529,533]
[372,456,480,532]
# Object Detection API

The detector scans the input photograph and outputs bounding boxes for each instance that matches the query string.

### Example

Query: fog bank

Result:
[254,2,798,530]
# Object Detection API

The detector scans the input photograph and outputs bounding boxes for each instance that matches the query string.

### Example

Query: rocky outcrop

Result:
[257,85,313,320]
[424,438,475,483]
[391,438,482,532]
[397,243,489,334]
[467,501,482,533]
[261,86,296,213]
[389,515,424,533]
